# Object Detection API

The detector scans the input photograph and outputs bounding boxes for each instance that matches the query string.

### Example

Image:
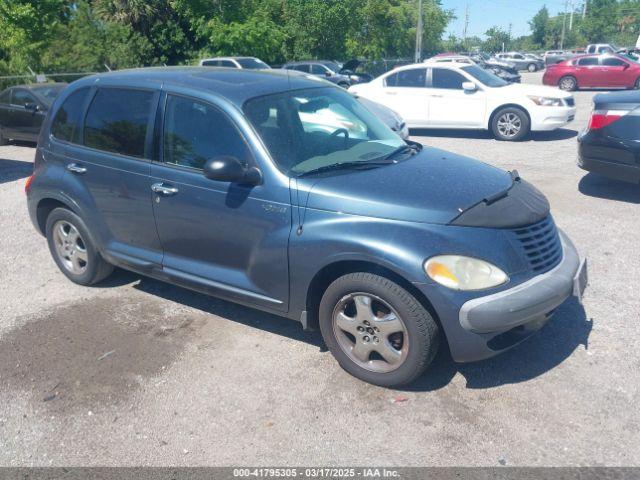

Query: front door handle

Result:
[151,182,179,196]
[66,163,87,174]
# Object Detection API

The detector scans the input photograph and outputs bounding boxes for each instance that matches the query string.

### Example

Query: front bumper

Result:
[447,231,587,362]
[530,106,577,131]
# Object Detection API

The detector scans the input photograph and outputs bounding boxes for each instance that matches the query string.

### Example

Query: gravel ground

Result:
[0,72,638,467]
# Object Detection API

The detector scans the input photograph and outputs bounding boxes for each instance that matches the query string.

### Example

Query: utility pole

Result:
[415,0,423,63]
[560,0,568,50]
[462,3,469,46]
[582,0,587,19]
[569,0,575,30]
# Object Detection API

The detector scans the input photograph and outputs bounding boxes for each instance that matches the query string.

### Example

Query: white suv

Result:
[199,57,271,69]
[349,62,576,141]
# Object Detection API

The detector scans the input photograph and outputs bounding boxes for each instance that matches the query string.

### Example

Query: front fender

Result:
[287,208,529,321]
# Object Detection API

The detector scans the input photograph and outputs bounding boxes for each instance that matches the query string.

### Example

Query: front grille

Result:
[513,216,563,274]
[565,98,575,107]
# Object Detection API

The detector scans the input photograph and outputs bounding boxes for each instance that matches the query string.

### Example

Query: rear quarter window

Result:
[51,87,90,143]
[83,88,154,158]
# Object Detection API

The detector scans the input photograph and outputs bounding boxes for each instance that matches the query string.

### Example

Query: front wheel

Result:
[634,77,640,90]
[45,207,113,285]
[319,272,440,387]
[527,63,537,72]
[491,107,530,141]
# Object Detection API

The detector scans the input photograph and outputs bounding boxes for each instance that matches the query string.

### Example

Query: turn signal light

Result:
[24,174,34,194]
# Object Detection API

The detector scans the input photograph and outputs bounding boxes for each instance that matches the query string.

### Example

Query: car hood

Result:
[341,59,361,72]
[297,147,514,225]
[500,82,573,98]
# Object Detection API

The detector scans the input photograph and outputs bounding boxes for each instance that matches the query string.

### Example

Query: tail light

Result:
[24,174,34,194]
[587,109,627,130]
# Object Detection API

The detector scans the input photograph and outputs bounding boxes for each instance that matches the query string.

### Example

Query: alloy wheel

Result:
[52,220,88,275]
[332,293,408,373]
[496,112,522,139]
[560,77,575,91]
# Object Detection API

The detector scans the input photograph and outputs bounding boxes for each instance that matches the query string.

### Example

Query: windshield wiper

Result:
[382,141,422,161]
[295,160,396,178]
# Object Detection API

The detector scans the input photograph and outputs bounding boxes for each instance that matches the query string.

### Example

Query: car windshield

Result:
[32,84,65,104]
[244,87,405,176]
[236,58,270,69]
[461,65,508,88]
[321,61,341,73]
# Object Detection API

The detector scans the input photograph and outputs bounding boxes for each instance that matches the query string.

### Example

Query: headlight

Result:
[528,95,564,107]
[424,255,508,291]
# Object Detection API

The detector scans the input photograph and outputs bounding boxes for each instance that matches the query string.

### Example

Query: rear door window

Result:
[431,68,466,89]
[12,90,36,107]
[201,60,219,66]
[51,87,90,143]
[220,60,237,68]
[162,95,250,170]
[578,57,599,66]
[83,88,154,158]
[386,68,426,88]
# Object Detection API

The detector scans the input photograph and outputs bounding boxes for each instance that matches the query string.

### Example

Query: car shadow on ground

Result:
[0,158,33,184]
[411,128,578,142]
[110,269,591,391]
[129,272,326,349]
[578,172,640,204]
[402,298,591,392]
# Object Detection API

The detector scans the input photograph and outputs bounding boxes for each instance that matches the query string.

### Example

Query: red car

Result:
[542,54,640,91]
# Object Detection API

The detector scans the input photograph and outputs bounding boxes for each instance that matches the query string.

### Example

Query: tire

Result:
[0,128,8,146]
[559,75,577,91]
[491,107,530,141]
[45,207,113,285]
[319,272,440,387]
[634,77,640,90]
[527,63,537,72]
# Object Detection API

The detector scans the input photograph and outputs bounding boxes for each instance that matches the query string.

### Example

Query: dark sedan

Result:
[0,83,67,144]
[578,90,640,183]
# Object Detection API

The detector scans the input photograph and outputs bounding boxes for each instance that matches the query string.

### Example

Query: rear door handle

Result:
[428,94,444,98]
[385,91,398,95]
[151,182,179,196]
[66,163,87,174]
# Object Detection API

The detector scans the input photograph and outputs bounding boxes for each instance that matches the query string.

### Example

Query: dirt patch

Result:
[0,296,206,413]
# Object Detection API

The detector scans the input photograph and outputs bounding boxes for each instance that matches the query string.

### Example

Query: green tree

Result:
[529,6,550,47]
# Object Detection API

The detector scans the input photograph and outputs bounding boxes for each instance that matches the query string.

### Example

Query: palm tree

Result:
[93,0,159,35]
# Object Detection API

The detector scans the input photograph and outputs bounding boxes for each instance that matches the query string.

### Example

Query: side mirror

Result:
[203,155,262,185]
[623,63,630,70]
[325,71,332,77]
[24,102,39,112]
[462,82,478,92]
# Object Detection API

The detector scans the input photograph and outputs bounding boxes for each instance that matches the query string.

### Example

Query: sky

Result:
[443,0,581,39]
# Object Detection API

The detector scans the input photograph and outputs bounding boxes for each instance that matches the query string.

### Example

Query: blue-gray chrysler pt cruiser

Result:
[26,68,588,386]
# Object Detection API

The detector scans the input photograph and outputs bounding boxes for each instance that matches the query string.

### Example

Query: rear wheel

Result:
[45,207,113,285]
[559,75,577,91]
[319,272,439,387]
[527,63,537,72]
[634,77,640,89]
[0,128,8,146]
[491,107,530,141]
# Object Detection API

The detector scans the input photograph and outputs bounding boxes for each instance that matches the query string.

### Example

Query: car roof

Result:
[68,67,331,108]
